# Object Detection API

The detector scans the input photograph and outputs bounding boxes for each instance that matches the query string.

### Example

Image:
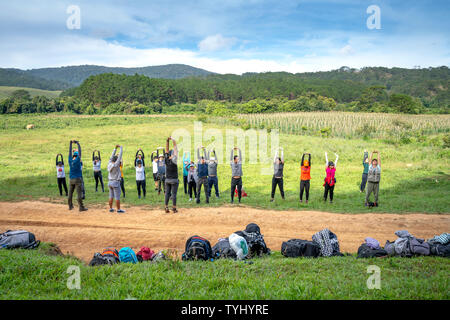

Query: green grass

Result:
[0,86,62,99]
[0,243,448,300]
[0,113,449,213]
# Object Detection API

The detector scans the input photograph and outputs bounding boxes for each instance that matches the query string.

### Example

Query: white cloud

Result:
[198,34,237,52]
[339,44,354,55]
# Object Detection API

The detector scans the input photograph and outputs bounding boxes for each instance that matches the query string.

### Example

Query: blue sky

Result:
[0,0,448,73]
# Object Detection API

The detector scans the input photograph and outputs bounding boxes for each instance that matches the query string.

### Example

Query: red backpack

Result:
[136,246,155,261]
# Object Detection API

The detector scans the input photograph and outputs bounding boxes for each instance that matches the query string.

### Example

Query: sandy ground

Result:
[0,201,448,263]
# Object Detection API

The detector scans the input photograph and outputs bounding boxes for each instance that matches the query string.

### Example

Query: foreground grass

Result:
[0,114,449,213]
[0,243,448,300]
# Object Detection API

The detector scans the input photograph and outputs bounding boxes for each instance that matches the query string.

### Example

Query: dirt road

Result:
[0,201,448,262]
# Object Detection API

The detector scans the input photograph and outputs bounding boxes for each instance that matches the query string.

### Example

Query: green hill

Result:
[0,86,62,99]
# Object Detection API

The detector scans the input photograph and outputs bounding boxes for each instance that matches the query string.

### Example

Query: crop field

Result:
[0,86,62,99]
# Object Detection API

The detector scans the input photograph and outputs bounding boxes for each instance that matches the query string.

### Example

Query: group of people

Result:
[57,140,382,212]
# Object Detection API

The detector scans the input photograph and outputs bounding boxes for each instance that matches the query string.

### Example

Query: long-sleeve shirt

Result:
[107,147,123,182]
[187,165,199,184]
[182,153,190,177]
[362,152,369,174]
[273,150,284,178]
[197,149,208,178]
[93,160,101,172]
[230,149,243,177]
[68,141,82,179]
[135,165,145,181]
[207,151,218,176]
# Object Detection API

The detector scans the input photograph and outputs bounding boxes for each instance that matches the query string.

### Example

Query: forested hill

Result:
[0,69,71,91]
[68,66,449,109]
[28,64,215,87]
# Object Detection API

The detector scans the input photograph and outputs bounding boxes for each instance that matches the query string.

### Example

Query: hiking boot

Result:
[330,200,333,204]
[69,205,74,210]
[238,198,241,203]
[189,198,192,202]
[117,209,125,214]
[172,208,178,213]
[138,195,141,199]
[270,198,274,202]
[165,207,170,213]
[109,208,115,213]
[230,199,234,204]
[282,196,285,200]
[216,195,220,199]
[206,199,209,204]
[79,207,88,212]
[300,199,303,203]
[196,199,200,204]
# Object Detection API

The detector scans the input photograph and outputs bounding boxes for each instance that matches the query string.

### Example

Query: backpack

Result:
[236,223,271,257]
[0,230,40,249]
[89,253,110,266]
[152,251,167,262]
[101,247,120,264]
[182,235,213,261]
[409,238,430,256]
[357,243,388,258]
[119,247,138,263]
[429,243,450,257]
[229,233,249,260]
[212,238,237,259]
[281,239,321,258]
[245,223,261,234]
[136,246,155,262]
[312,228,342,257]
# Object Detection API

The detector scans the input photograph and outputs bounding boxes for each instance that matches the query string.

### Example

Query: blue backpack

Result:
[119,247,138,263]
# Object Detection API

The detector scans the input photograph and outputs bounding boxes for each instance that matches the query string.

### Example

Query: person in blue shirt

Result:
[182,152,190,195]
[68,140,87,212]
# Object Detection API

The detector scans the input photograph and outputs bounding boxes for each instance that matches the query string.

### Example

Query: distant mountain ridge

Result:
[0,64,216,90]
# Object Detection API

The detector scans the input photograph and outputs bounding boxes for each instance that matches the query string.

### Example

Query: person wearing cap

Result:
[135,148,146,199]
[108,145,124,213]
[196,146,209,204]
[323,151,339,203]
[68,140,87,211]
[207,149,219,199]
[164,137,179,213]
[300,153,311,203]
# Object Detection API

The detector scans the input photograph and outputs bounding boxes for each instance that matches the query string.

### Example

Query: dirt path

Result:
[0,201,448,263]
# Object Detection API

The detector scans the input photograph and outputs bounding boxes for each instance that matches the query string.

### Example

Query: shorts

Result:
[108,180,121,200]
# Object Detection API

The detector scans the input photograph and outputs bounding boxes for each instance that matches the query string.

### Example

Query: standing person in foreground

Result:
[135,148,146,199]
[323,151,339,204]
[119,159,126,198]
[230,147,243,204]
[92,150,104,193]
[56,153,68,196]
[300,153,311,203]
[182,152,190,195]
[365,151,381,207]
[187,161,198,202]
[108,145,125,213]
[271,148,285,202]
[196,146,209,204]
[360,150,369,193]
[68,140,87,211]
[207,149,220,199]
[164,137,179,213]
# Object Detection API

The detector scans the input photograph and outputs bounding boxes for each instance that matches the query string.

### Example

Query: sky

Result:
[0,0,449,74]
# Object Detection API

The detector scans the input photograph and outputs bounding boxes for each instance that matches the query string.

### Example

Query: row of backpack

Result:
[89,246,167,266]
[182,223,271,261]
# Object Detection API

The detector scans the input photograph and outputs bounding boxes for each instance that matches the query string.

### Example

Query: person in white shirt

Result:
[151,150,159,191]
[56,153,68,196]
[135,148,146,199]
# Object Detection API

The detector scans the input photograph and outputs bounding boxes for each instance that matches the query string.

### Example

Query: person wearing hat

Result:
[108,145,124,213]
[68,140,87,211]
[300,152,311,203]
[135,148,146,199]
[323,151,339,203]
[207,149,219,199]
[164,137,179,213]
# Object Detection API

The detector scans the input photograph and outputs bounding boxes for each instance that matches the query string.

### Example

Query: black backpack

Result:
[182,235,213,261]
[236,223,270,257]
[212,238,237,259]
[357,243,388,258]
[281,239,321,258]
[429,242,450,257]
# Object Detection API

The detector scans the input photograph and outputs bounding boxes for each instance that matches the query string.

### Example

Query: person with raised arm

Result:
[164,137,179,213]
[270,148,285,202]
[68,140,87,211]
[300,152,311,203]
[323,151,339,203]
[56,154,68,197]
[196,146,209,204]
[135,148,146,199]
[92,150,104,193]
[182,151,190,195]
[365,150,381,207]
[360,150,369,193]
[207,149,220,199]
[230,147,243,203]
[107,145,125,213]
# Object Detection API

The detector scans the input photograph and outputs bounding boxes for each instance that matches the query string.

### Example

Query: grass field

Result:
[0,86,62,99]
[0,113,449,213]
[0,243,448,300]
